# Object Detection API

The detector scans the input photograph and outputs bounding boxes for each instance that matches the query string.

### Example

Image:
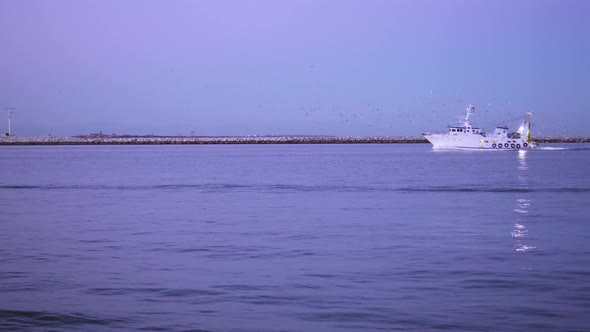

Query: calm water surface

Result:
[1,144,589,331]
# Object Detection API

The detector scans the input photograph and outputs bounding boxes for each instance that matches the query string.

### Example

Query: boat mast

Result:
[464,104,475,126]
[526,113,532,142]
[517,112,533,142]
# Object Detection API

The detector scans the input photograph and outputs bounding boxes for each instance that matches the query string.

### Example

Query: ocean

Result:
[1,143,589,331]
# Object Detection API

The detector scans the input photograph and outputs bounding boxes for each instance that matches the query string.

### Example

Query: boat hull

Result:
[424,134,537,150]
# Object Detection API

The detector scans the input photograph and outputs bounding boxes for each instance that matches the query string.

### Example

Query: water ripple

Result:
[0,183,588,194]
[0,309,126,329]
[87,287,225,297]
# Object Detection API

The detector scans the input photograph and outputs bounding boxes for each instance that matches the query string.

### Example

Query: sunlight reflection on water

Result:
[513,151,536,252]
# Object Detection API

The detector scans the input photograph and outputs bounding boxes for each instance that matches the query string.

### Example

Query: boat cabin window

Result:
[451,129,456,132]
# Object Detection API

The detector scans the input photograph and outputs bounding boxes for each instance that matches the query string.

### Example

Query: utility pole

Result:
[5,107,15,136]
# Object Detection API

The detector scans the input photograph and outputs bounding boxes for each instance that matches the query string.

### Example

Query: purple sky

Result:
[1,0,588,136]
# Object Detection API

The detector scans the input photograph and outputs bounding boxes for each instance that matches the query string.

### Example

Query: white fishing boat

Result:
[422,105,538,150]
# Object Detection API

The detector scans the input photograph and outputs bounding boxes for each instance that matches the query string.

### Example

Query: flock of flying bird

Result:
[290,91,515,134]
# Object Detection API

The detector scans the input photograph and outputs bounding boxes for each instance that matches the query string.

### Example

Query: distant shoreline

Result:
[1,135,589,145]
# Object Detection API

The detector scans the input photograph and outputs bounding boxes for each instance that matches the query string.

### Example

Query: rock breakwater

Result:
[0,136,427,145]
[0,136,588,145]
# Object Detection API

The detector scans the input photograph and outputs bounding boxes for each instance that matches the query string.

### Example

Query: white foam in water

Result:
[538,147,568,150]
[516,245,537,252]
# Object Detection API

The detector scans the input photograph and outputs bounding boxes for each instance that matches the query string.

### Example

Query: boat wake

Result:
[537,147,569,151]
[537,146,590,151]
